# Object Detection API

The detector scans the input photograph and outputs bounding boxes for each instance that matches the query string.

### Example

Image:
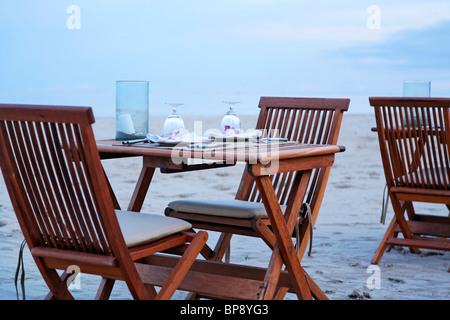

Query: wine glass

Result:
[163,103,185,138]
[221,101,241,136]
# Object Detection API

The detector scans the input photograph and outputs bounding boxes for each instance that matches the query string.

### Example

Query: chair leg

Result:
[303,273,328,300]
[404,201,416,220]
[273,271,328,300]
[155,231,208,300]
[186,228,217,261]
[43,271,73,300]
[144,284,158,298]
[372,217,397,264]
[372,208,420,265]
[252,219,276,250]
[37,264,74,300]
[95,278,116,300]
[270,224,327,301]
[391,195,421,254]
[212,233,232,262]
[183,232,232,300]
[184,292,201,300]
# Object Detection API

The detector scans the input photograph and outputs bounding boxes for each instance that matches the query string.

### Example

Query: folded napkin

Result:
[147,130,209,144]
[205,129,263,141]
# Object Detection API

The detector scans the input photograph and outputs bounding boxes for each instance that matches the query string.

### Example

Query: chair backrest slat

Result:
[71,123,111,253]
[0,104,116,255]
[3,120,57,248]
[236,97,349,209]
[370,97,450,190]
[57,122,106,253]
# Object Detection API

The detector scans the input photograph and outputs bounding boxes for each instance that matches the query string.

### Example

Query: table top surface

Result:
[96,139,345,163]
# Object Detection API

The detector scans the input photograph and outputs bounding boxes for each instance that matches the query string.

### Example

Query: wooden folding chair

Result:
[0,104,207,300]
[370,97,450,264]
[165,97,349,298]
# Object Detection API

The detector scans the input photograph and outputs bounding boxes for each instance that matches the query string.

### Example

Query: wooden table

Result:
[96,139,344,300]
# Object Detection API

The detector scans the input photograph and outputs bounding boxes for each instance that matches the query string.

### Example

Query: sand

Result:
[0,113,448,300]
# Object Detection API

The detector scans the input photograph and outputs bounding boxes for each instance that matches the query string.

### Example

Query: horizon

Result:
[1,1,449,117]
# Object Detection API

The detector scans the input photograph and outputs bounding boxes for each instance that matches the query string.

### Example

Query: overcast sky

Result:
[1,0,449,116]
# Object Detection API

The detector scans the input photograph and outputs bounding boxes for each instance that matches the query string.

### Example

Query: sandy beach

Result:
[0,113,448,300]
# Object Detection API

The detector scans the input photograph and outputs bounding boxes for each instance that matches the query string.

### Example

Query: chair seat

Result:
[167,199,287,219]
[115,210,192,248]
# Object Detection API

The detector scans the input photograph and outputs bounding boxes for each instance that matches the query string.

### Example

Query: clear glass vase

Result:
[402,81,431,127]
[403,81,431,97]
[115,81,149,140]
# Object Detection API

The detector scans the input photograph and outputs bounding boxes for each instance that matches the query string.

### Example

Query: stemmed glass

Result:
[163,103,185,138]
[220,101,241,136]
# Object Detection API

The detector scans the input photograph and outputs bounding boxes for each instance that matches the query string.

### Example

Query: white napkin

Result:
[205,129,263,141]
[146,130,209,144]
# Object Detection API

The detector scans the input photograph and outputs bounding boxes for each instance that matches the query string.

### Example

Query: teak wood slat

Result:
[370,97,450,265]
[94,97,346,300]
[164,96,350,299]
[92,97,346,300]
[0,103,208,300]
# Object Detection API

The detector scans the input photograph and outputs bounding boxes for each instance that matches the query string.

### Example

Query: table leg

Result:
[102,167,121,210]
[96,161,157,299]
[272,166,333,300]
[255,173,313,300]
[127,166,155,212]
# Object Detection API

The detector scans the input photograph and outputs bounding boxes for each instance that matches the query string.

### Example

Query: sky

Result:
[1,0,450,117]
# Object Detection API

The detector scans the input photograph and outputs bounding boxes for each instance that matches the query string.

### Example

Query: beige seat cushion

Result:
[167,199,287,219]
[115,210,192,248]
